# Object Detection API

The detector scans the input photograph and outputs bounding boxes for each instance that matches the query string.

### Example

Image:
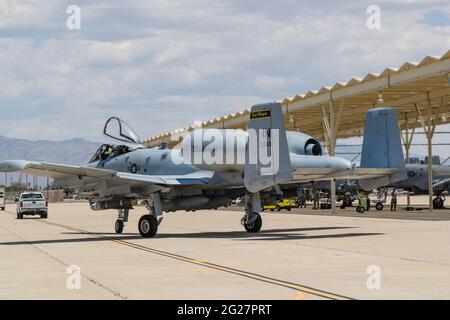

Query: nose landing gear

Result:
[114,208,129,234]
[115,219,124,234]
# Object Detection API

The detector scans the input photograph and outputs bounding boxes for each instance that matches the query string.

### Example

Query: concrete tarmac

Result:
[1,203,450,300]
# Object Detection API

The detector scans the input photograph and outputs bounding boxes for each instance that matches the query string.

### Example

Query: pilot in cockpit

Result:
[89,117,145,163]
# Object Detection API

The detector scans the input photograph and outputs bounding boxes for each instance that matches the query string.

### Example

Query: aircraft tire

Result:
[375,203,383,211]
[138,215,158,238]
[115,219,124,234]
[244,213,262,233]
[433,198,444,209]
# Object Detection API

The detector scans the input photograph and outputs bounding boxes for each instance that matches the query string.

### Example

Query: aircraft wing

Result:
[289,167,399,184]
[0,160,116,180]
[291,168,344,182]
[353,168,398,179]
[116,172,213,185]
[433,178,450,189]
[0,160,213,190]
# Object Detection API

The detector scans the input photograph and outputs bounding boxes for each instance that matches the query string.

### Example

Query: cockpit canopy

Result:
[103,117,144,148]
[88,117,145,163]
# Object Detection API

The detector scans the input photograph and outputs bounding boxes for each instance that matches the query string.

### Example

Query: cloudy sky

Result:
[1,0,449,157]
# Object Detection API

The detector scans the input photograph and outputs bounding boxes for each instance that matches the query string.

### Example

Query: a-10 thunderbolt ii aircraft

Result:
[390,163,450,209]
[0,103,406,237]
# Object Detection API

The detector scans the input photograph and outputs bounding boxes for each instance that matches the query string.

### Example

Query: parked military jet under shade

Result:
[389,164,450,209]
[0,103,406,237]
[309,162,450,210]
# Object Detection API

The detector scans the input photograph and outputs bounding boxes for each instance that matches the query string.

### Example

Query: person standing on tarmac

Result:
[311,182,320,210]
[390,190,397,211]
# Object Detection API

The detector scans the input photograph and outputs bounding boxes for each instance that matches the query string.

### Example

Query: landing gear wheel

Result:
[244,213,262,233]
[375,203,384,211]
[115,219,124,234]
[138,215,158,238]
[433,197,444,209]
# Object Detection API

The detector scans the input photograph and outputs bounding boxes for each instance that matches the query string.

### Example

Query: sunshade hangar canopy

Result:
[144,50,450,148]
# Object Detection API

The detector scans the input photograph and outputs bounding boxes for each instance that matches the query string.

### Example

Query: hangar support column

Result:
[415,97,436,212]
[320,100,344,214]
[401,113,416,209]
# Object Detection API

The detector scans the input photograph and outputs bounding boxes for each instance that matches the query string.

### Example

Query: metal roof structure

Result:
[144,50,450,148]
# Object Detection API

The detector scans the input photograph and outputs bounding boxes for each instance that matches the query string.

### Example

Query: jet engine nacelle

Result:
[180,129,321,172]
[286,131,322,156]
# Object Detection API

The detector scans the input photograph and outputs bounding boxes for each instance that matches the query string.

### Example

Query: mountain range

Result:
[0,135,101,186]
[0,135,101,165]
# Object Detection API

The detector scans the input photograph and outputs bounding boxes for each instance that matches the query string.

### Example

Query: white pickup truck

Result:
[0,187,5,211]
[16,192,48,219]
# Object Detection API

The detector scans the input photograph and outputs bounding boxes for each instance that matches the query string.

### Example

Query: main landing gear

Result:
[241,192,263,233]
[138,193,163,238]
[241,213,262,233]
[112,193,164,238]
[138,215,158,237]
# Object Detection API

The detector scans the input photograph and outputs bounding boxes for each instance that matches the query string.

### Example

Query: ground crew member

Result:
[311,183,320,210]
[298,191,307,208]
[391,191,397,211]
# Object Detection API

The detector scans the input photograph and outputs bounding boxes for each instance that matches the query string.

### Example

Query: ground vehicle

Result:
[319,193,331,209]
[0,187,5,211]
[16,192,48,219]
[263,199,298,211]
[356,194,370,213]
